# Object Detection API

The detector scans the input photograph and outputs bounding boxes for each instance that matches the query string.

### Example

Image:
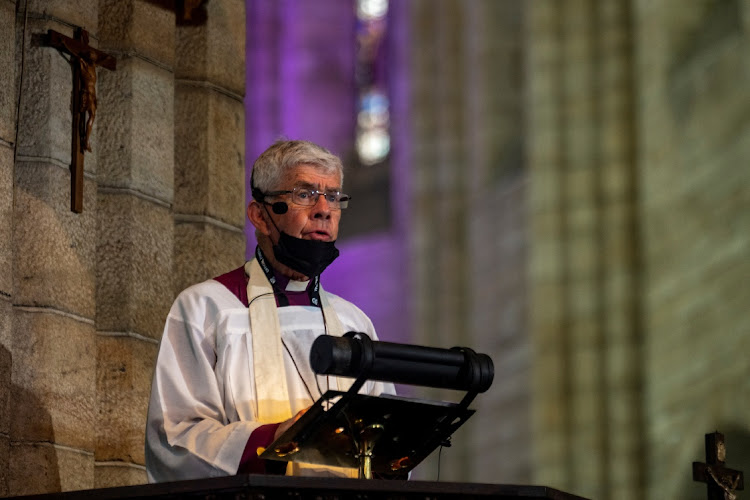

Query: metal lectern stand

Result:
[261,390,475,478]
[262,332,494,479]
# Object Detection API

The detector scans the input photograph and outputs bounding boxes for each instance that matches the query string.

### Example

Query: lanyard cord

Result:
[280,338,327,402]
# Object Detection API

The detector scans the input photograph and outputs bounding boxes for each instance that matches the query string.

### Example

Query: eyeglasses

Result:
[266,187,351,209]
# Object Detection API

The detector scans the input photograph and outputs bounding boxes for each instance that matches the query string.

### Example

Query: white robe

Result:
[145,276,394,482]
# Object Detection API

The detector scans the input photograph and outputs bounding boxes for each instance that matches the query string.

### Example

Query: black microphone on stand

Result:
[310,332,494,393]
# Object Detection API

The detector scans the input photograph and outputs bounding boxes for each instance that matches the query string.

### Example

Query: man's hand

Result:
[273,407,309,441]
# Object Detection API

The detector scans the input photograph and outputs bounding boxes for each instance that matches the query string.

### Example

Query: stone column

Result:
[559,2,606,496]
[526,1,643,499]
[174,0,246,295]
[526,1,568,490]
[462,0,530,485]
[408,0,531,484]
[409,0,471,481]
[94,0,175,487]
[597,3,643,498]
[0,0,16,490]
[7,0,100,494]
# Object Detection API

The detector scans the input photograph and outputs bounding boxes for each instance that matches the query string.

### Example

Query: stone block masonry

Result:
[2,0,246,493]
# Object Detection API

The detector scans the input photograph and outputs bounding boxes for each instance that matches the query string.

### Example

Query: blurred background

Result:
[2,1,748,499]
[244,1,750,498]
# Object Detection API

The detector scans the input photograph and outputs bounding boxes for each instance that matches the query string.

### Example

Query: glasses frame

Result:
[265,187,351,210]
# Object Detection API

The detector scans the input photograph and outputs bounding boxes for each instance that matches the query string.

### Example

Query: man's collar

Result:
[272,270,310,292]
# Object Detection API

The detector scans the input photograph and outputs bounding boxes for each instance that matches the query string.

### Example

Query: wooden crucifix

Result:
[46,28,116,213]
[693,432,744,500]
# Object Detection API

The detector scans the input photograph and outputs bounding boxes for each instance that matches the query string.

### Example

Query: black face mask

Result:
[272,231,339,278]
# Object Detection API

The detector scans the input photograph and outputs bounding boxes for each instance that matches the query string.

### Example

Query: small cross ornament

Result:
[693,432,744,500]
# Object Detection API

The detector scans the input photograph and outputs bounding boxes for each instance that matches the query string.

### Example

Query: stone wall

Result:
[1,0,245,494]
[173,0,246,295]
[526,0,750,499]
[9,0,100,492]
[526,1,643,499]
[407,0,532,485]
[0,0,17,491]
[635,0,750,498]
[95,0,175,487]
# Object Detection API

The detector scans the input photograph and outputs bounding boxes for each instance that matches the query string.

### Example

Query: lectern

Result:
[261,389,474,478]
[259,332,494,478]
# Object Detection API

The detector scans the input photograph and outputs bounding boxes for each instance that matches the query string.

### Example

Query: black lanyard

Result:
[255,246,321,308]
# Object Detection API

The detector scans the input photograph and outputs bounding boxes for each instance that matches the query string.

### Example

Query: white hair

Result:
[251,140,344,195]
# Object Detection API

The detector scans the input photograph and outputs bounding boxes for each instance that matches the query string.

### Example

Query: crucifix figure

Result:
[46,28,116,213]
[693,432,744,500]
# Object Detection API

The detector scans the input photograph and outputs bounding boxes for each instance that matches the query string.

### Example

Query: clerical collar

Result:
[270,270,308,293]
[255,246,321,308]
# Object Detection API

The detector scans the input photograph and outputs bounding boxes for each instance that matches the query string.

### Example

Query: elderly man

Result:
[145,140,394,482]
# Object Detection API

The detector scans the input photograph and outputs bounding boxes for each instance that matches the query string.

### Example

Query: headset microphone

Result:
[271,201,288,215]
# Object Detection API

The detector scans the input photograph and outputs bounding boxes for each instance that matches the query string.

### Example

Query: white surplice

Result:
[145,268,394,483]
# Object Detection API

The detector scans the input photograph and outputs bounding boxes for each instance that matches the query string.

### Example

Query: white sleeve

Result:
[144,292,260,483]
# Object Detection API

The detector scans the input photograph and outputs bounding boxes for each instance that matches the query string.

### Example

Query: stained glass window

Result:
[355,0,390,166]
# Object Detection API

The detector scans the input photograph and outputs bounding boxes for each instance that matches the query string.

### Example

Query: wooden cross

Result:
[46,28,116,213]
[693,432,744,500]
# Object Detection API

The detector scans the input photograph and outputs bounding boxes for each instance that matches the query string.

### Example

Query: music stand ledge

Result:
[261,390,474,478]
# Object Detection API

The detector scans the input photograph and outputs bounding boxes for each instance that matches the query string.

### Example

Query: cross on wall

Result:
[693,432,744,500]
[46,28,116,213]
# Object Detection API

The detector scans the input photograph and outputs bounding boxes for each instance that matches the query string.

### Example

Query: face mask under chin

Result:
[272,231,339,278]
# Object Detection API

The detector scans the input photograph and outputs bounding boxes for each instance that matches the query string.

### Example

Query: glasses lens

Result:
[291,188,310,205]
[290,188,349,209]
[324,192,349,209]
